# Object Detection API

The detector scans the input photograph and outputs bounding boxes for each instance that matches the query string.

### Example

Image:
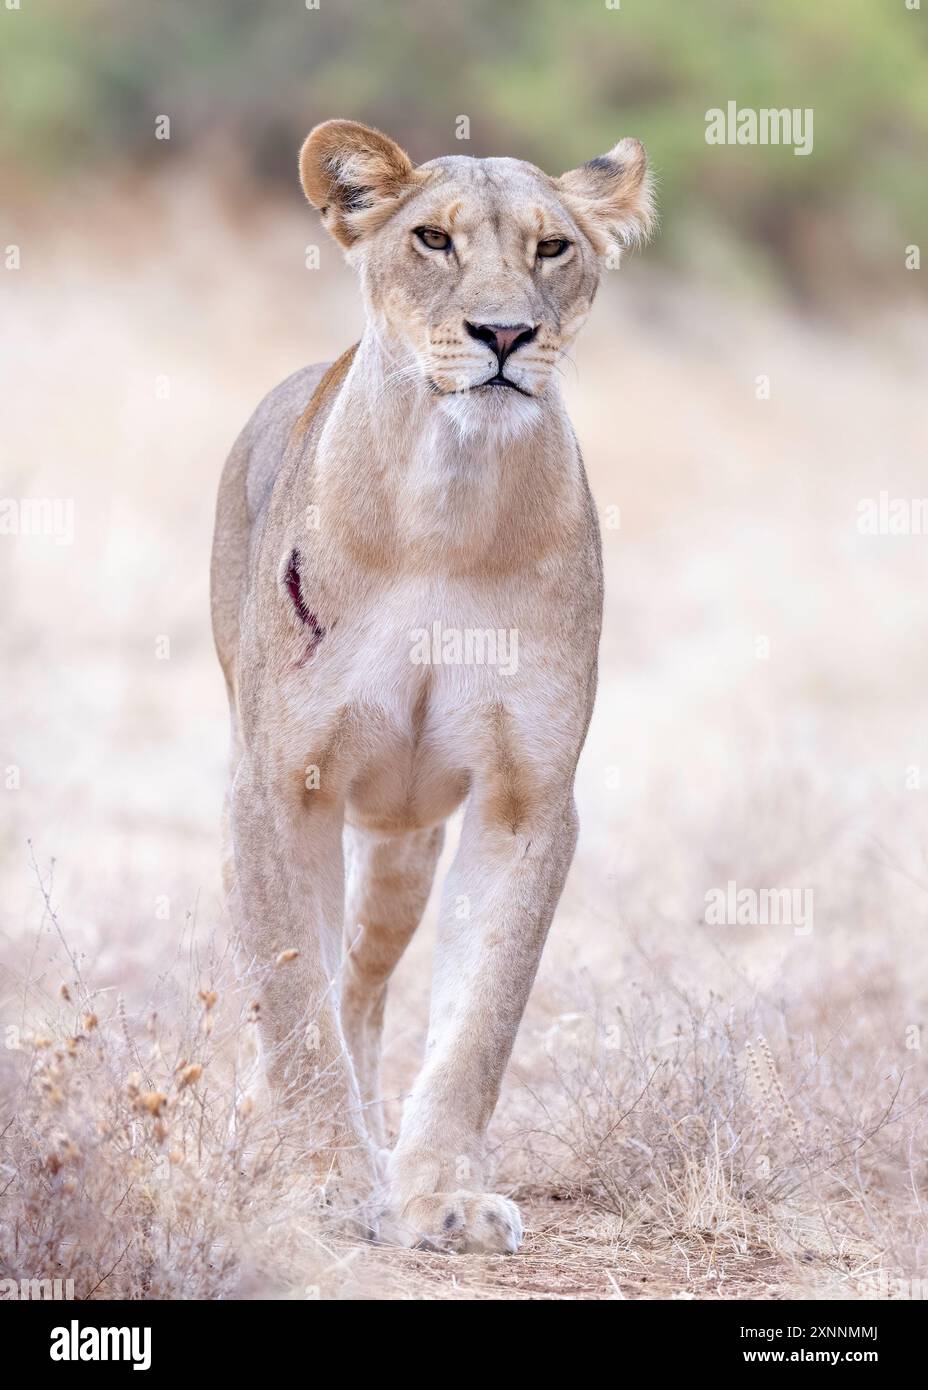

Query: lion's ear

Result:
[299,119,424,248]
[556,138,656,261]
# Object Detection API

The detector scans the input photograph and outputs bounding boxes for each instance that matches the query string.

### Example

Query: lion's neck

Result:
[313,330,580,574]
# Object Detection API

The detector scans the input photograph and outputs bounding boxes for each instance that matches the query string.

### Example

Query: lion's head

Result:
[300,120,654,429]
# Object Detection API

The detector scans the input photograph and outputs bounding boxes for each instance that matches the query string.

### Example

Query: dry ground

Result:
[1,172,927,1299]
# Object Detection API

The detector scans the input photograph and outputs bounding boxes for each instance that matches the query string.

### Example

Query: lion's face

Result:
[300,122,654,420]
[355,156,612,404]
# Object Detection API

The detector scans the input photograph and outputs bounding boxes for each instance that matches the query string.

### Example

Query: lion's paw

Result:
[386,1191,523,1254]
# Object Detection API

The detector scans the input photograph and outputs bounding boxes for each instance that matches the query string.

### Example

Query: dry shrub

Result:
[503,963,928,1288]
[0,865,383,1301]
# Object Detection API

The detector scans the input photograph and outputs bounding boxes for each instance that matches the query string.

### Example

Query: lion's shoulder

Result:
[242,360,331,519]
[243,347,358,518]
[211,353,359,685]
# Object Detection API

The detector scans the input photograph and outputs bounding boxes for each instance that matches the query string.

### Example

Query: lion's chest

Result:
[291,576,529,833]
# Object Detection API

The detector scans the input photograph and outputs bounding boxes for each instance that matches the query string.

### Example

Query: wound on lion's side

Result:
[285,548,326,663]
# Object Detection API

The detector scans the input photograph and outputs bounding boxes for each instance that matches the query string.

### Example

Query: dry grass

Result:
[499,977,926,1298]
[4,905,923,1300]
[2,172,927,1299]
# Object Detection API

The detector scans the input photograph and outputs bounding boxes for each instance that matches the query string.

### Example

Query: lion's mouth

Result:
[476,373,533,397]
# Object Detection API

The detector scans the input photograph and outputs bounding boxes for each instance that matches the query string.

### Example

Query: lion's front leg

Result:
[385,793,579,1253]
[229,761,380,1222]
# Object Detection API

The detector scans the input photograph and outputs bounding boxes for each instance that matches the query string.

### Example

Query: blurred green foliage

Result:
[2,0,925,292]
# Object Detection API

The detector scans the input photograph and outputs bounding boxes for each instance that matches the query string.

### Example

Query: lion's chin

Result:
[437,385,543,446]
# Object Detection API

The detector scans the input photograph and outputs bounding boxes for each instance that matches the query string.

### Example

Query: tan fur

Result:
[210,119,654,1252]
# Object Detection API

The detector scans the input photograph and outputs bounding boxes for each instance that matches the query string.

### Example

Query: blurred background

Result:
[3,0,927,302]
[1,0,927,1299]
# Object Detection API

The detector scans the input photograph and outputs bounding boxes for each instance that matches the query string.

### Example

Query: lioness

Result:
[211,120,654,1253]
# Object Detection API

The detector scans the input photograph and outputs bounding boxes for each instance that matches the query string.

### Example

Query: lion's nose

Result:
[464,320,537,367]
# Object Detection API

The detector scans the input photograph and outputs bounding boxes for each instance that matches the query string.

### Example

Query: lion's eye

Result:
[537,237,570,259]
[415,227,452,252]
